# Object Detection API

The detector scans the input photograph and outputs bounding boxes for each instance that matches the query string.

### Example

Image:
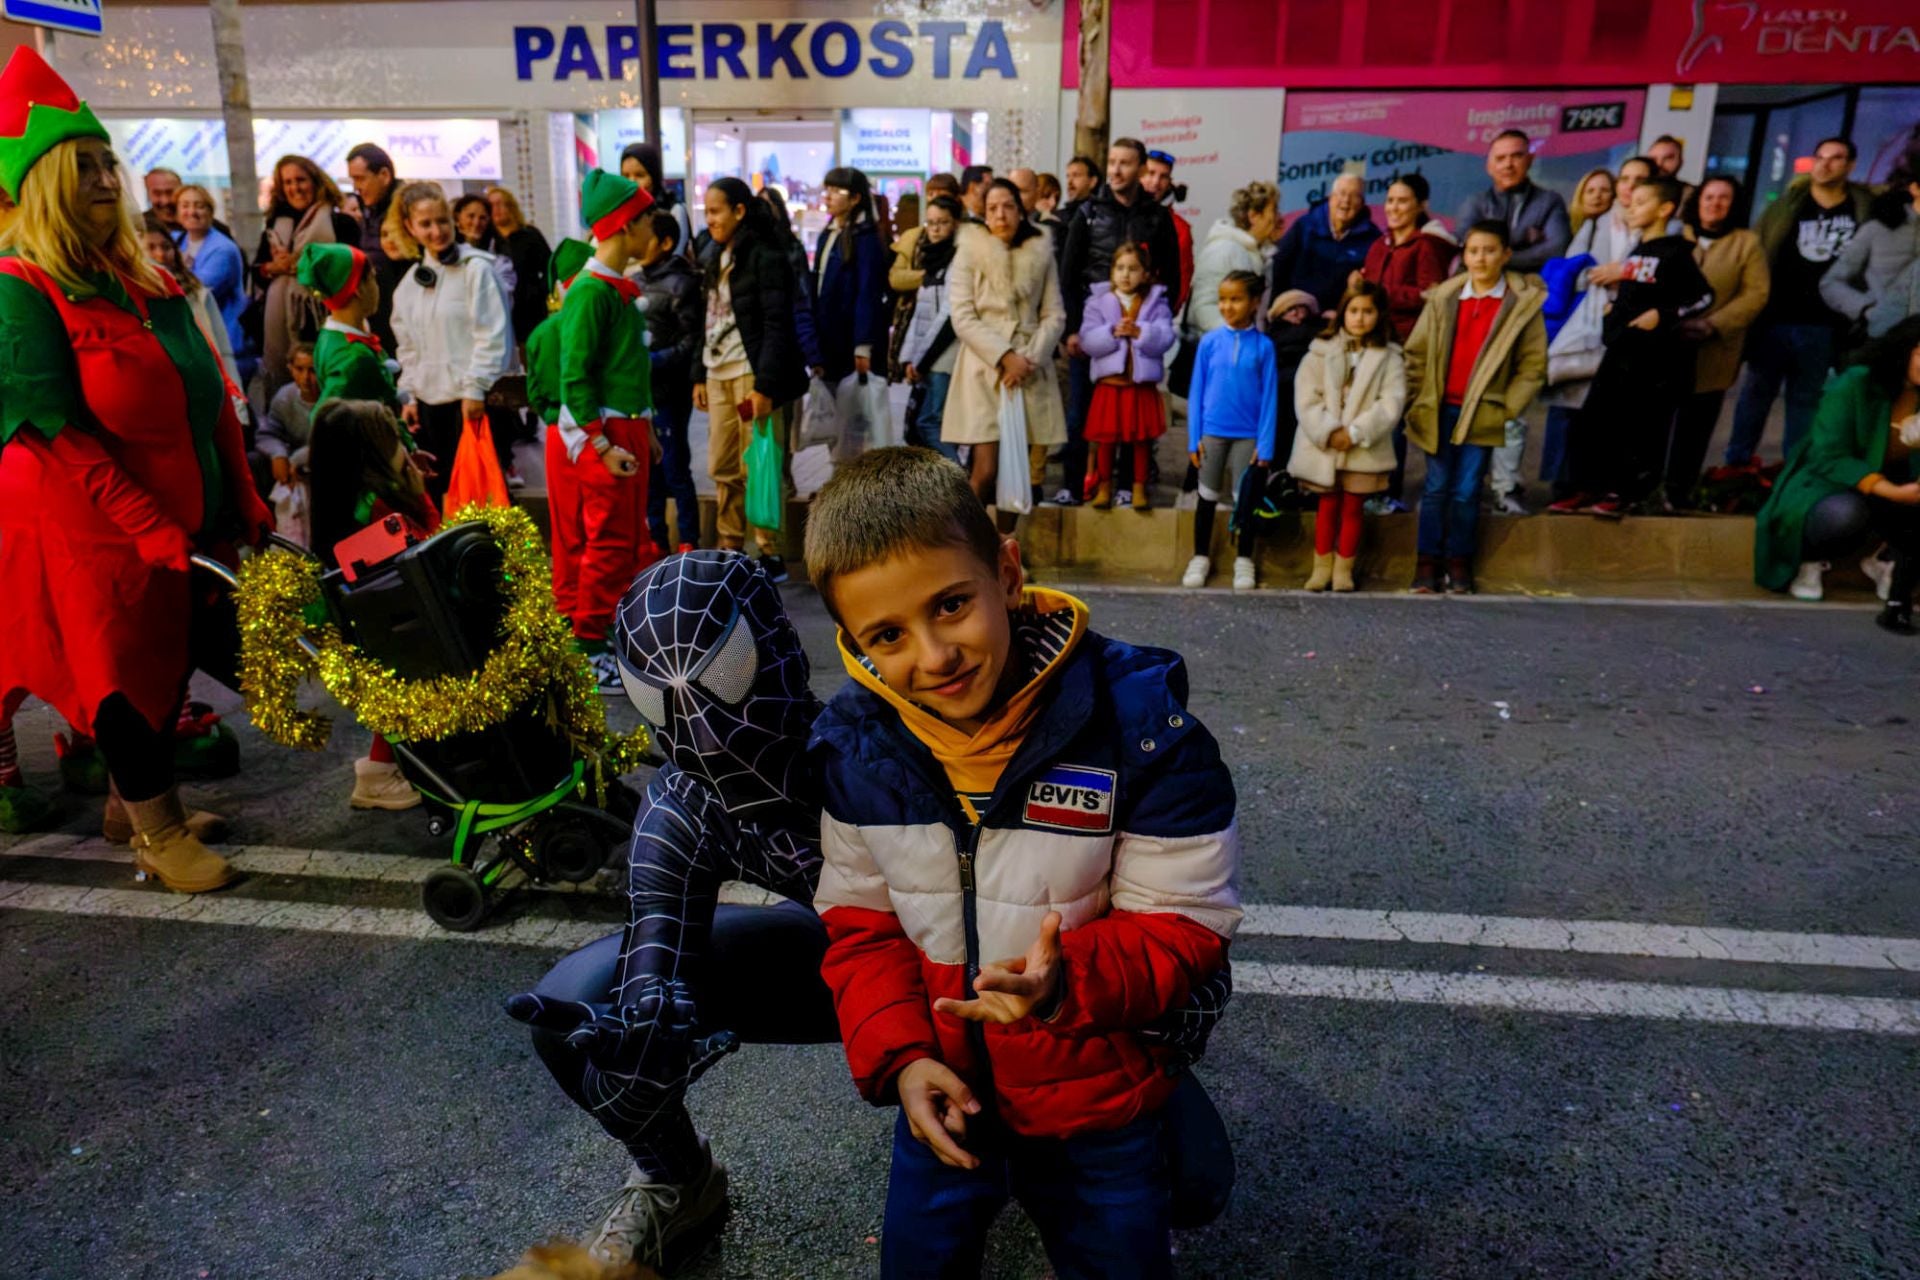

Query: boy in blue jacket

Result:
[1184,270,1279,591]
[804,447,1242,1280]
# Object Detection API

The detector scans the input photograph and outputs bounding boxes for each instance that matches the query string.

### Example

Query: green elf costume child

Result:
[298,242,401,411]
[524,237,592,435]
[0,47,272,885]
[552,171,658,688]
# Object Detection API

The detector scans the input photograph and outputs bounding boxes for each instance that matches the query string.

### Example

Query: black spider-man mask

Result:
[611,551,821,814]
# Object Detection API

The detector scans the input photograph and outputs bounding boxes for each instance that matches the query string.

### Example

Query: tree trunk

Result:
[1073,0,1111,166]
[209,0,261,251]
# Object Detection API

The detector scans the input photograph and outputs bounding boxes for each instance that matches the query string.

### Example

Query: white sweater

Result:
[392,243,514,406]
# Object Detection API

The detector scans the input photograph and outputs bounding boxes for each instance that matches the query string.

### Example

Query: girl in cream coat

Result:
[942,182,1067,520]
[1290,280,1406,591]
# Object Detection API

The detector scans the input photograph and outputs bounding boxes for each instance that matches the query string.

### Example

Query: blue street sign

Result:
[3,0,104,38]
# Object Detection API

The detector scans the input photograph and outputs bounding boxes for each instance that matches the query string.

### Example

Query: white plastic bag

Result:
[1546,284,1607,388]
[832,373,892,462]
[995,387,1032,515]
[800,376,840,447]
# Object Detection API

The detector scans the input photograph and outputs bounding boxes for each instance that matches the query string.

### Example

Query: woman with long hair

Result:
[693,177,808,578]
[895,194,965,462]
[1756,315,1920,630]
[0,48,273,890]
[143,212,240,389]
[813,166,892,385]
[251,153,358,395]
[486,185,554,354]
[386,181,516,505]
[757,185,824,375]
[944,178,1067,521]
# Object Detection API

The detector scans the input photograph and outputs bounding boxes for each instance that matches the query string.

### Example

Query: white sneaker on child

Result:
[1232,557,1257,591]
[1862,551,1894,601]
[1181,555,1211,589]
[1789,561,1827,601]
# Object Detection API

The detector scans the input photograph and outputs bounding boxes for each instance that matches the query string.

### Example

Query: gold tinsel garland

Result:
[234,504,651,791]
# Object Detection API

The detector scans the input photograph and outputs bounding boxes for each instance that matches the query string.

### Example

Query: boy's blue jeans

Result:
[646,399,701,551]
[882,1109,1173,1280]
[1418,405,1491,559]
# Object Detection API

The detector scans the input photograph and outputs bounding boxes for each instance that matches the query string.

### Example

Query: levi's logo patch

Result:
[1024,766,1117,833]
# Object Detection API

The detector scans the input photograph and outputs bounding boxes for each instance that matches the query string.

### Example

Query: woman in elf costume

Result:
[0,48,273,889]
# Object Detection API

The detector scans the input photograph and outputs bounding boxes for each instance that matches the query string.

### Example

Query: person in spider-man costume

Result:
[506,552,1233,1273]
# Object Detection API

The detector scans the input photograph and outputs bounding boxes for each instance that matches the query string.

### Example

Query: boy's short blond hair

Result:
[803,447,1002,618]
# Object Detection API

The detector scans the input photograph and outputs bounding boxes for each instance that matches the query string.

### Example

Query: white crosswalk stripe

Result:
[6,835,1920,1036]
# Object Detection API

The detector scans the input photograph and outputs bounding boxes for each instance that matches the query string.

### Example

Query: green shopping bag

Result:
[744,415,786,533]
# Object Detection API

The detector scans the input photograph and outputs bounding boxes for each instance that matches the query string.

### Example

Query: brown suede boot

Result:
[126,789,237,893]
[1090,479,1114,509]
[1130,483,1152,511]
[103,786,229,846]
[1332,554,1358,592]
[1446,557,1476,595]
[1303,552,1334,591]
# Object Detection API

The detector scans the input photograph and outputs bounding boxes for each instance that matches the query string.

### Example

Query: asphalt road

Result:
[4,586,1918,1279]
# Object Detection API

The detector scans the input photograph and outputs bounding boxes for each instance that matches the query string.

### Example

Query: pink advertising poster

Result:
[1278,89,1647,224]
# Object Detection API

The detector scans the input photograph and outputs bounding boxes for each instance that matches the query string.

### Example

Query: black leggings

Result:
[529,901,1237,1230]
[92,582,244,803]
[1804,490,1920,604]
[413,401,465,506]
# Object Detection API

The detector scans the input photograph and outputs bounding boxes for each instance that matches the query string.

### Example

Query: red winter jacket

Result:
[1363,224,1458,342]
[811,620,1241,1138]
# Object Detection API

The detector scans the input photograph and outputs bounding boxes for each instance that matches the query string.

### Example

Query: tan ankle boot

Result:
[351,757,422,811]
[103,786,228,846]
[126,789,236,893]
[1090,480,1114,509]
[1130,483,1152,511]
[1332,554,1358,592]
[1303,552,1335,591]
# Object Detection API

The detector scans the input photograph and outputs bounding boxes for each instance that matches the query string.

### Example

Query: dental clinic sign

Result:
[514,19,1018,84]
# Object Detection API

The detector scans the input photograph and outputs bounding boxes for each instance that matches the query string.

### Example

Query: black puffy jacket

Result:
[1060,185,1180,332]
[642,253,702,403]
[694,232,809,407]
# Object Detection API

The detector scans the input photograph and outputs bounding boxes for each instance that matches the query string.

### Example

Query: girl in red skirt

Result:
[1078,243,1177,509]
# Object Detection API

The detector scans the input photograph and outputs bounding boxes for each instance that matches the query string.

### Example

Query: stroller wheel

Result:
[533,815,610,884]
[422,864,489,931]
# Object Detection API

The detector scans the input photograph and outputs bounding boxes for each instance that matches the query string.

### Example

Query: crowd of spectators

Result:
[130,119,1920,628]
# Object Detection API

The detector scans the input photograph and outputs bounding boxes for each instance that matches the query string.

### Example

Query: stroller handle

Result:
[191,547,324,662]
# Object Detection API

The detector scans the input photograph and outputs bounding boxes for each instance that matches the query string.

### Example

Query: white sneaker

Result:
[588,1149,730,1270]
[1862,552,1895,602]
[1496,491,1528,516]
[1788,560,1827,601]
[590,650,624,695]
[1181,555,1211,589]
[349,757,421,811]
[1232,556,1257,591]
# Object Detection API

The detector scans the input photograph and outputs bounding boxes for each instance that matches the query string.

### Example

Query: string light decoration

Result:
[234,504,651,796]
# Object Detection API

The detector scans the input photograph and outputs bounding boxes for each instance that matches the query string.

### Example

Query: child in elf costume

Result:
[298,243,401,412]
[554,171,656,691]
[523,237,592,442]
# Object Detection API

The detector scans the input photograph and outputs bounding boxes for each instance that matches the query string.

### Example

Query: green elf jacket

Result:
[1755,365,1905,591]
[558,265,651,432]
[314,321,399,410]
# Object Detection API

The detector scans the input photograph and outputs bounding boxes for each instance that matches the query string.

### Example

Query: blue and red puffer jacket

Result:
[810,629,1242,1138]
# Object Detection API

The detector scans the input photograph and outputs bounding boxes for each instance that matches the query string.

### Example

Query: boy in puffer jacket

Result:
[804,447,1241,1280]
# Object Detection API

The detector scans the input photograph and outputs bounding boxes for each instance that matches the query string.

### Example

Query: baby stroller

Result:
[194,519,640,932]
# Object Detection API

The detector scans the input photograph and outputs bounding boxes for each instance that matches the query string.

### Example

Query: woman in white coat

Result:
[943,178,1066,524]
[1190,180,1281,335]
[1289,280,1406,591]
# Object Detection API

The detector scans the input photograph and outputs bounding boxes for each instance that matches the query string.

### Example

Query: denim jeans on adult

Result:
[1726,321,1835,466]
[1418,406,1491,559]
[1541,405,1575,497]
[910,370,962,464]
[881,1108,1174,1280]
[646,398,701,551]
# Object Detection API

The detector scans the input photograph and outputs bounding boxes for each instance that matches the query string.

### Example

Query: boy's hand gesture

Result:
[936,911,1064,1025]
[898,1058,983,1169]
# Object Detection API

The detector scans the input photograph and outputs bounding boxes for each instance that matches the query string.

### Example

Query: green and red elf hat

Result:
[548,237,592,299]
[296,243,369,310]
[0,46,111,201]
[580,168,653,243]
